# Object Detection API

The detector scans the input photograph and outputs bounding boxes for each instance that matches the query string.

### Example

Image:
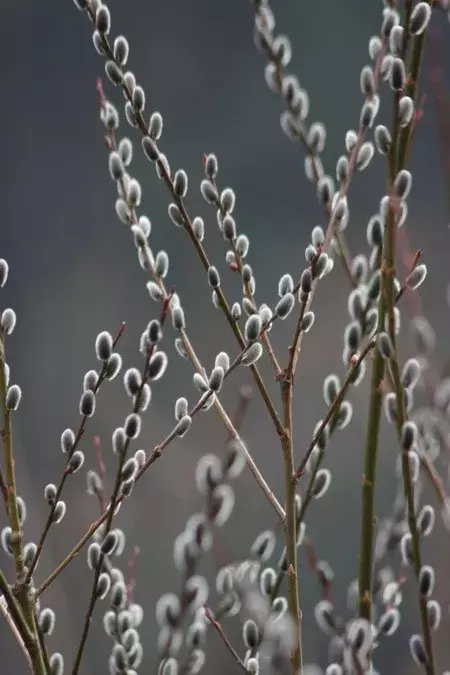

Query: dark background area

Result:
[1,1,450,673]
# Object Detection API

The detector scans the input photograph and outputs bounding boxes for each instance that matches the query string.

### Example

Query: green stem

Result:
[357,344,385,620]
[280,379,302,673]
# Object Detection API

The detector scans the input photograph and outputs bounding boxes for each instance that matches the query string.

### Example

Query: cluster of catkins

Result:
[0,261,65,675]
[1,0,449,673]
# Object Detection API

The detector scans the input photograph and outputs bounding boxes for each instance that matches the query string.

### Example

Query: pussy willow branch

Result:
[233,246,282,377]
[251,7,387,656]
[86,8,285,443]
[208,177,282,377]
[358,0,432,627]
[278,265,319,672]
[89,15,377,667]
[96,83,283,523]
[177,328,286,523]
[286,291,309,380]
[270,424,339,605]
[71,296,172,675]
[251,2,357,288]
[24,322,126,585]
[297,417,344,526]
[395,249,422,304]
[280,374,302,674]
[385,7,435,656]
[280,31,386,380]
[0,570,33,671]
[395,240,450,499]
[227,42,349,661]
[204,605,246,673]
[266,338,383,609]
[294,340,376,480]
[0,337,46,675]
[387,244,448,506]
[279,338,375,669]
[384,220,436,672]
[386,320,436,675]
[36,323,286,600]
[396,0,431,163]
[358,254,390,624]
[0,337,24,578]
[252,1,392,289]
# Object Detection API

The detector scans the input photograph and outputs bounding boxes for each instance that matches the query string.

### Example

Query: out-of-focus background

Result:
[1,1,450,673]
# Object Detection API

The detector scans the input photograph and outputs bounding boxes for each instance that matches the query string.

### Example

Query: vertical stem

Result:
[0,341,46,674]
[391,10,436,671]
[281,378,302,674]
[0,570,33,669]
[357,346,385,620]
[0,338,24,579]
[358,124,397,621]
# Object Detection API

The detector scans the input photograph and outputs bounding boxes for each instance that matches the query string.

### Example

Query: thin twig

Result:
[88,13,286,442]
[357,0,417,625]
[97,79,284,521]
[209,169,283,377]
[36,329,286,599]
[294,340,375,480]
[0,571,33,671]
[0,338,46,675]
[70,295,172,675]
[204,605,247,672]
[24,322,126,585]
[385,26,436,660]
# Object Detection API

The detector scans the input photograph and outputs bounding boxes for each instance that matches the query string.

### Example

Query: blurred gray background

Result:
[1,0,450,673]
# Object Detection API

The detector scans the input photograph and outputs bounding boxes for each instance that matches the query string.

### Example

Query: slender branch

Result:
[286,293,309,381]
[396,1,429,167]
[386,123,436,675]
[384,232,435,672]
[204,605,246,672]
[0,337,25,578]
[357,341,386,621]
[71,296,172,675]
[358,84,399,623]
[208,170,283,377]
[24,322,126,585]
[268,341,375,609]
[251,2,359,287]
[386,8,435,671]
[0,571,34,670]
[87,11,286,442]
[280,375,302,673]
[97,81,284,522]
[176,325,285,522]
[294,340,375,480]
[38,327,285,600]
[0,338,47,675]
[387,340,436,675]
[357,0,426,623]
